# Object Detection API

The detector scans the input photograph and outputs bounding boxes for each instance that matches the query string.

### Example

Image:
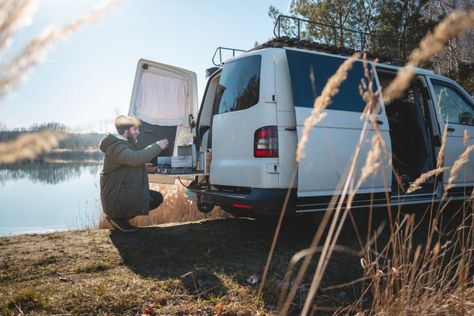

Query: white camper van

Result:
[128,17,474,217]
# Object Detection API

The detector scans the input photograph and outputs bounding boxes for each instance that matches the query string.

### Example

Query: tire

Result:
[196,195,215,213]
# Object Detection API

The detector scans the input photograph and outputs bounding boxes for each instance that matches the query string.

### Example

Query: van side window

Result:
[215,55,261,114]
[431,80,474,126]
[286,50,368,112]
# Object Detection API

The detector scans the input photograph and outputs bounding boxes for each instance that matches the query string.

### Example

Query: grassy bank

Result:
[1,202,472,315]
[0,216,368,315]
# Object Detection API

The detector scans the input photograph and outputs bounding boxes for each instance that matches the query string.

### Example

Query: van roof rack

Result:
[266,15,403,64]
[212,46,246,66]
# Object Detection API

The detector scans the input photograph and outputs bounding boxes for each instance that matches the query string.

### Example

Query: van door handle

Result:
[285,127,296,131]
[447,127,455,132]
[375,120,383,125]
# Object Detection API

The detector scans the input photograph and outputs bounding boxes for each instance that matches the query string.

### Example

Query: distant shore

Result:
[0,148,105,166]
[0,127,105,165]
[40,148,103,163]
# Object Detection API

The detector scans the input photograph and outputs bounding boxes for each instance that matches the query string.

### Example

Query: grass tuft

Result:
[6,287,50,314]
[76,260,111,273]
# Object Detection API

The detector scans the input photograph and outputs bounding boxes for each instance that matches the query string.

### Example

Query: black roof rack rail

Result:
[271,15,402,64]
[212,46,246,66]
[251,38,399,64]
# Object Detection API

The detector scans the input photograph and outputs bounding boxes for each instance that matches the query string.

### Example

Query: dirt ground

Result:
[0,205,452,315]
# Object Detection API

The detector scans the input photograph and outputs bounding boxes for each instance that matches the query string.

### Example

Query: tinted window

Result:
[215,55,261,114]
[431,80,474,126]
[286,50,367,112]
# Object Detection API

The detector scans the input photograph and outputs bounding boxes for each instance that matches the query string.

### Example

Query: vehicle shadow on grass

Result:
[109,217,314,276]
[108,202,470,309]
[108,215,365,305]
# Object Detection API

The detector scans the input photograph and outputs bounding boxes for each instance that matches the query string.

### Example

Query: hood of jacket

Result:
[99,133,127,153]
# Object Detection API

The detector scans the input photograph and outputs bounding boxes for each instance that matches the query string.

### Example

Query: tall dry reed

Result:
[349,202,474,315]
[295,52,361,162]
[356,133,383,190]
[278,57,389,315]
[445,145,474,192]
[406,167,447,194]
[258,52,361,301]
[0,0,119,164]
[464,129,471,147]
[0,0,36,53]
[276,11,474,315]
[298,63,389,316]
[437,125,448,169]
[0,130,64,165]
[0,0,120,96]
[98,181,228,229]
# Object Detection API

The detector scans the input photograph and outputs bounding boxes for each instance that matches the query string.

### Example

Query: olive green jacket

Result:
[99,133,161,219]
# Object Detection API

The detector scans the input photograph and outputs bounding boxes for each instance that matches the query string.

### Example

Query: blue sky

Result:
[0,0,290,132]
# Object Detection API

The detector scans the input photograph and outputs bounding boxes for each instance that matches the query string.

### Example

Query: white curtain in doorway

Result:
[134,70,188,126]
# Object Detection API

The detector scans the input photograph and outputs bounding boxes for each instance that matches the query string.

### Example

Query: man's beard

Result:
[127,135,138,143]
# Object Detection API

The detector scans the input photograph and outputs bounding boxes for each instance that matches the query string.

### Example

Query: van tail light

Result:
[254,126,278,158]
[232,203,253,209]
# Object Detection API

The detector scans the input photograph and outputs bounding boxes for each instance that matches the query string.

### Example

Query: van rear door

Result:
[285,50,392,203]
[209,51,280,189]
[129,59,204,184]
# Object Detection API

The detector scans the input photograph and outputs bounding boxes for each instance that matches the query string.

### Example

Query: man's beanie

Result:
[115,115,140,134]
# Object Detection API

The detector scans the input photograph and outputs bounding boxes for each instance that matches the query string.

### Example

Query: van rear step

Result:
[187,186,295,216]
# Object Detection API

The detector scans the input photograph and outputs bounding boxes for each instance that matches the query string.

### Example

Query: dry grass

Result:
[464,130,471,147]
[298,64,390,316]
[259,52,362,302]
[0,0,119,164]
[260,51,368,310]
[437,125,448,169]
[271,11,474,315]
[275,55,392,315]
[407,118,449,195]
[356,133,383,190]
[445,145,474,193]
[350,203,474,315]
[0,220,281,315]
[0,0,36,53]
[1,4,473,316]
[406,167,448,194]
[0,131,65,165]
[0,0,119,95]
[98,181,229,229]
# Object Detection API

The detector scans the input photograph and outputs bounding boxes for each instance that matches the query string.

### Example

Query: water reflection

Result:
[0,161,102,236]
[0,161,227,237]
[0,161,101,185]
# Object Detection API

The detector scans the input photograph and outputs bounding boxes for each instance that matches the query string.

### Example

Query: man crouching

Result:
[99,115,168,232]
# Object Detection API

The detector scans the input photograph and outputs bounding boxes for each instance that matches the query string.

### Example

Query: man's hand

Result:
[157,139,169,150]
[145,163,158,174]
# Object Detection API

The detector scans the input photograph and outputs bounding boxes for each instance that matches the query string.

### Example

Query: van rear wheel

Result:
[196,195,215,213]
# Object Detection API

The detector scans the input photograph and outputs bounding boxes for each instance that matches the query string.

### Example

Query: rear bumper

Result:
[187,186,296,216]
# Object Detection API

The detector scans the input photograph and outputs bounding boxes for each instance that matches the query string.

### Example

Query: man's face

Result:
[123,125,140,143]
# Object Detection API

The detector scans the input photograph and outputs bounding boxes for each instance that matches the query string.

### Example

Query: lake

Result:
[0,162,102,236]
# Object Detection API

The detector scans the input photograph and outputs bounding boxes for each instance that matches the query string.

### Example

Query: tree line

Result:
[0,122,105,150]
[269,0,473,94]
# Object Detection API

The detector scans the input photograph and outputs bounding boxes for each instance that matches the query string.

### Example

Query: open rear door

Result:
[129,59,201,184]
